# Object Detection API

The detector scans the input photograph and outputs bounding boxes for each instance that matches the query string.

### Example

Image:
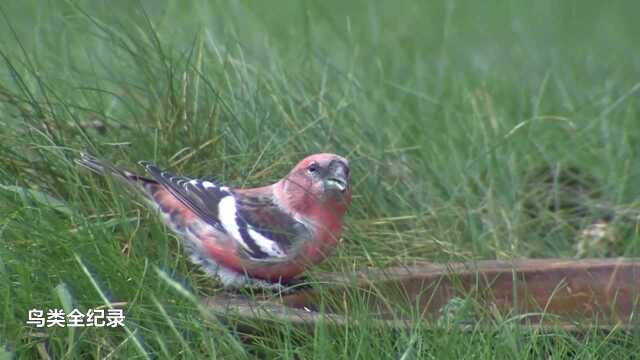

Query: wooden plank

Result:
[204,258,640,330]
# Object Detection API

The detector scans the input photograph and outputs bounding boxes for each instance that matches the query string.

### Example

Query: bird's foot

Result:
[228,276,312,296]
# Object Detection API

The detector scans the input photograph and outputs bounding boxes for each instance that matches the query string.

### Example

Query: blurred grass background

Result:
[1,0,640,358]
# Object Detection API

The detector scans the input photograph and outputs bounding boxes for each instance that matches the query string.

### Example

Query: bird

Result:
[76,153,352,289]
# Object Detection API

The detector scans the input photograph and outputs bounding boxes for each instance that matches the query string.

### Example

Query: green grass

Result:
[1,0,640,358]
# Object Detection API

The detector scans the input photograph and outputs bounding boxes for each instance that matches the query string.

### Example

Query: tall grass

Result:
[1,0,640,357]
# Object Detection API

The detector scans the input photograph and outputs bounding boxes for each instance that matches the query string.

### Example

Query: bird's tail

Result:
[76,153,157,189]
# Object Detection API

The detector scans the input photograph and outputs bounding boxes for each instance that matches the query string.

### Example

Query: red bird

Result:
[77,153,352,289]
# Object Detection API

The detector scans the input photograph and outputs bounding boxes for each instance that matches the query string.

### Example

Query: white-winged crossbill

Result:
[77,153,352,289]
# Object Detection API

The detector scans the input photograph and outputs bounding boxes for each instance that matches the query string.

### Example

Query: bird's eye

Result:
[307,163,319,174]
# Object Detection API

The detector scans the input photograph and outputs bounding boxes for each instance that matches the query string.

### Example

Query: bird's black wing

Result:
[233,193,312,260]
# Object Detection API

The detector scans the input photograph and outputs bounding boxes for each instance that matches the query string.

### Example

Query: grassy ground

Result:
[1,0,640,358]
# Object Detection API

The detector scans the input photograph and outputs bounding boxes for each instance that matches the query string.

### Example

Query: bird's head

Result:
[275,153,352,219]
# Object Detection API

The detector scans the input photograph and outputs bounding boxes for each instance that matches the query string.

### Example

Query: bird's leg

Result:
[278,276,313,292]
[231,276,312,295]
